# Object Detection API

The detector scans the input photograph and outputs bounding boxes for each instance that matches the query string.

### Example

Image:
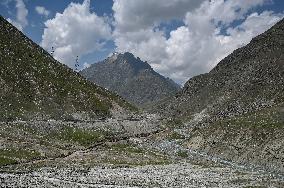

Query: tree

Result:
[75,56,79,71]
[50,47,54,56]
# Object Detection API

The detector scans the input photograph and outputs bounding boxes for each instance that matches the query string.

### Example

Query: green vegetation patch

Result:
[0,156,17,166]
[169,132,185,140]
[0,148,40,159]
[177,150,188,158]
[48,127,109,147]
[102,143,171,166]
[165,118,184,129]
[0,148,41,166]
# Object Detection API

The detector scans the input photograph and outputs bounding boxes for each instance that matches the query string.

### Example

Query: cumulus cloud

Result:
[7,0,28,31]
[112,0,283,84]
[35,6,50,17]
[41,0,111,67]
[112,0,205,32]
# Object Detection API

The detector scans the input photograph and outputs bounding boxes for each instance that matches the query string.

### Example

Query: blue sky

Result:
[1,0,283,84]
[1,0,115,64]
[1,0,113,40]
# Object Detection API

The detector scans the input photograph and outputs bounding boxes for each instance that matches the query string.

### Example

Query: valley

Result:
[1,117,284,187]
[0,5,283,188]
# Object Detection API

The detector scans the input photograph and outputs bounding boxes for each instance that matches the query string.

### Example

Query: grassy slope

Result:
[0,16,136,120]
[0,119,114,167]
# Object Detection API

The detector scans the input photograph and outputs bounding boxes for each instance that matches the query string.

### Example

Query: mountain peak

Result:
[106,52,152,71]
[80,52,180,107]
[108,52,135,59]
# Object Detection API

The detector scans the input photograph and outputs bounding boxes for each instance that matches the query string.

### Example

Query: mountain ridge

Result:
[153,18,284,123]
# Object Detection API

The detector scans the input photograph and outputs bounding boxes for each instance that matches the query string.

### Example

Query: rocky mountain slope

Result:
[154,19,283,122]
[0,16,135,121]
[152,18,284,173]
[80,52,180,107]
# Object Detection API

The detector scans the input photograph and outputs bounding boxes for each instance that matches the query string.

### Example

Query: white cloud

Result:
[35,6,50,17]
[7,0,28,31]
[112,0,205,32]
[112,0,283,84]
[41,0,111,68]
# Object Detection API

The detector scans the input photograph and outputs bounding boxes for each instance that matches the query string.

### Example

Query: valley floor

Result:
[0,116,284,187]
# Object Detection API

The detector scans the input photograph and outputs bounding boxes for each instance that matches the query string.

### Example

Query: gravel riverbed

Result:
[1,162,284,188]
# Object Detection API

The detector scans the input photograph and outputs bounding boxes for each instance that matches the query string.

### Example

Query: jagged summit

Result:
[80,52,180,107]
[106,52,152,71]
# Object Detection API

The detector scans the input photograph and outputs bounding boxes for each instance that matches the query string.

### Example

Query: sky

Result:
[0,0,283,84]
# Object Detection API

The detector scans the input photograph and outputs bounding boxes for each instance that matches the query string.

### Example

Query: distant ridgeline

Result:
[80,52,180,107]
[0,16,136,121]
